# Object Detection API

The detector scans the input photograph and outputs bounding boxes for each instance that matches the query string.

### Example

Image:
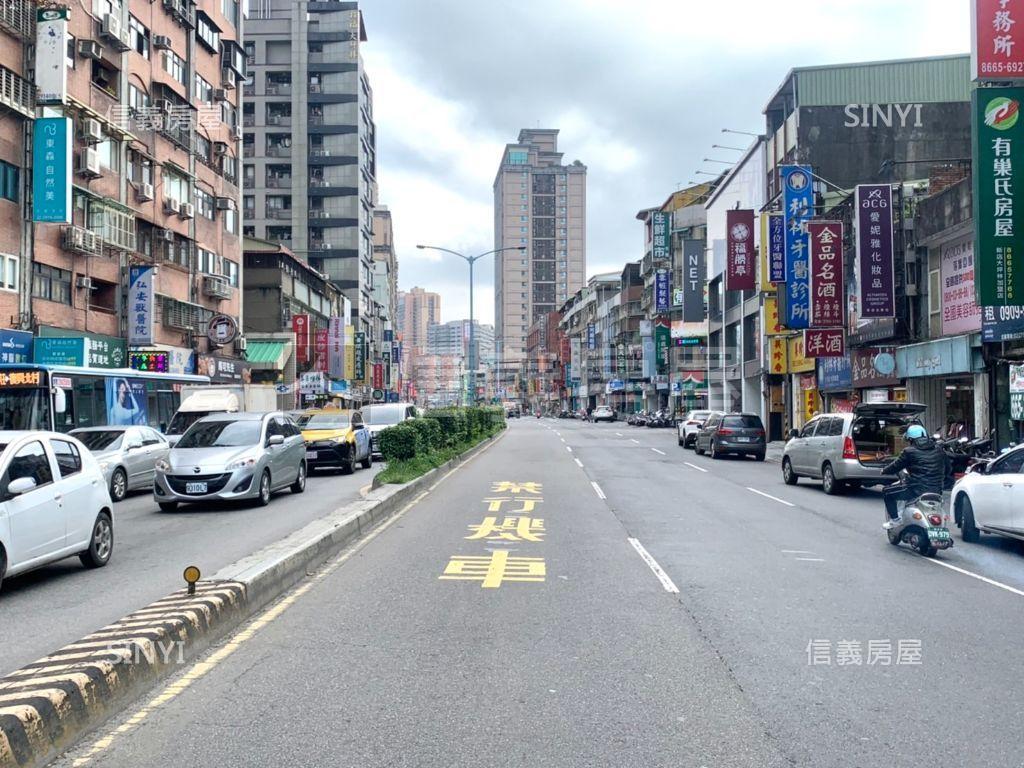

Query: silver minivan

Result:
[781,402,926,494]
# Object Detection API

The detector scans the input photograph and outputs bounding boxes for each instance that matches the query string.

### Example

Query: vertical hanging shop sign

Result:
[314,328,329,372]
[32,117,73,223]
[854,184,896,318]
[651,211,670,260]
[767,212,786,284]
[682,239,705,322]
[292,314,310,364]
[127,266,154,346]
[973,86,1024,305]
[972,0,1024,81]
[725,209,756,291]
[327,317,344,379]
[781,165,814,328]
[36,8,70,105]
[353,331,366,382]
[808,221,844,328]
[804,328,846,358]
[587,323,596,350]
[655,269,671,312]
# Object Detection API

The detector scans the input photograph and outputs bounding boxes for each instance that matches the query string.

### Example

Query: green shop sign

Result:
[973,86,1024,305]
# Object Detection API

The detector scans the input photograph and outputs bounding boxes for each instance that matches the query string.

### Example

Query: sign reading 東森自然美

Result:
[973,86,1024,305]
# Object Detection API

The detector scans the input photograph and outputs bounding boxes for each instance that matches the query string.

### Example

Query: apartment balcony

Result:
[265,145,292,158]
[266,175,292,189]
[265,207,293,220]
[265,82,292,96]
[266,113,292,127]
[243,144,255,158]
[0,0,34,40]
[0,65,35,119]
[242,113,255,127]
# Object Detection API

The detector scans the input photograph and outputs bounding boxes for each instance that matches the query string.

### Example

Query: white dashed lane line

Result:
[591,481,606,500]
[684,462,708,473]
[574,458,584,468]
[630,439,640,444]
[651,448,666,456]
[746,487,795,507]
[566,446,573,453]
[628,538,679,594]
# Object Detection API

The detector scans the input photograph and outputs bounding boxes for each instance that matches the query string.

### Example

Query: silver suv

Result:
[781,402,926,495]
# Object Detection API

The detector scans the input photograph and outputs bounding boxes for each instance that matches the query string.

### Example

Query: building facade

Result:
[0,0,244,384]
[242,0,377,343]
[396,285,439,354]
[493,128,586,369]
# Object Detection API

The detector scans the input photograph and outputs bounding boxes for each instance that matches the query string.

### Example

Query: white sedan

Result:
[0,431,114,592]
[952,445,1024,543]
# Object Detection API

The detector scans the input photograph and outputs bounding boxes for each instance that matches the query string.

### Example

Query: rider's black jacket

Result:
[882,436,954,497]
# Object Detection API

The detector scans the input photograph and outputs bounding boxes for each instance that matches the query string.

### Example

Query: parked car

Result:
[694,413,766,460]
[71,426,170,502]
[300,409,372,473]
[677,410,715,448]
[557,409,573,419]
[363,403,417,457]
[0,431,114,592]
[781,402,926,494]
[952,444,1024,543]
[154,412,306,511]
[593,405,615,422]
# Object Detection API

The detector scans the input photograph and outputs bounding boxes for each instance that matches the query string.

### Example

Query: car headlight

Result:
[155,459,170,472]
[226,456,257,471]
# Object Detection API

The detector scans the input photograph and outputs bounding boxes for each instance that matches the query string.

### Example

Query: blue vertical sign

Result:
[655,269,670,313]
[587,323,596,350]
[782,165,813,328]
[128,266,155,346]
[32,117,73,223]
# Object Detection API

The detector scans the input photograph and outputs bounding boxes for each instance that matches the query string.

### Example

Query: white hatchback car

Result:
[0,431,114,592]
[952,445,1024,543]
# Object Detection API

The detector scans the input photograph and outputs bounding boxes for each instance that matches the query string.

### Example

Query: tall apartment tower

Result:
[243,0,377,338]
[396,286,440,354]
[493,129,586,365]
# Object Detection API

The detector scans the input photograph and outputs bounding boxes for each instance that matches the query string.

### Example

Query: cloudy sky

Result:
[361,0,969,325]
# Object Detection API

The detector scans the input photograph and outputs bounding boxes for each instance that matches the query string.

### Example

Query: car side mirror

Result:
[7,476,37,496]
[267,434,285,447]
[53,387,67,414]
[127,441,143,451]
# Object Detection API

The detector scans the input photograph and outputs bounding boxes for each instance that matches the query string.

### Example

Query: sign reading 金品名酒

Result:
[32,117,72,223]
[972,0,1024,81]
[782,165,814,328]
[973,86,1024,305]
[855,184,896,318]
[808,221,844,328]
[725,209,756,292]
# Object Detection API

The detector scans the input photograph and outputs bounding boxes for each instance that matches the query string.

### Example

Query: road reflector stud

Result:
[183,565,201,595]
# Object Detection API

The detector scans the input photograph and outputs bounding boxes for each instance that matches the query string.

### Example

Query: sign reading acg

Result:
[843,104,924,129]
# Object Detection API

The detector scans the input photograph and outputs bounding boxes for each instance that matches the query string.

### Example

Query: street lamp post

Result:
[416,244,526,404]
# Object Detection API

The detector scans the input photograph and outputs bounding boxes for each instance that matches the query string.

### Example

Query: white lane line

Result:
[651,448,666,455]
[630,438,641,444]
[555,431,561,436]
[781,549,814,554]
[628,538,680,594]
[591,481,606,500]
[684,462,708,473]
[795,557,825,562]
[566,446,573,453]
[560,437,566,443]
[746,487,796,507]
[926,558,1024,598]
[574,458,584,468]
[615,432,623,437]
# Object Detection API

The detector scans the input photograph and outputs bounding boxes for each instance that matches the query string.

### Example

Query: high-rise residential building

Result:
[372,205,397,332]
[396,286,440,355]
[0,0,244,377]
[493,128,586,366]
[427,320,494,360]
[242,0,377,342]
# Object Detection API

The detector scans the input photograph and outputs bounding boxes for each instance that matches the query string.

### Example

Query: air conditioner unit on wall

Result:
[164,197,180,215]
[221,68,236,89]
[136,182,154,202]
[75,275,94,290]
[153,35,172,50]
[78,148,101,178]
[78,39,104,61]
[179,201,195,219]
[82,118,103,144]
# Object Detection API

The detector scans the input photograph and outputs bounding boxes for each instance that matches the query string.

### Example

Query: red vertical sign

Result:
[973,0,1024,80]
[725,209,756,291]
[313,328,328,372]
[372,363,384,390]
[292,314,310,363]
[808,221,844,328]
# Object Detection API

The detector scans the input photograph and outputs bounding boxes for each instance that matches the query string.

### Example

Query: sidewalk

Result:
[765,440,786,464]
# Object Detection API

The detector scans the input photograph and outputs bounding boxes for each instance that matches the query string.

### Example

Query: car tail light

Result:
[755,429,765,438]
[718,428,733,436]
[842,436,857,460]
[928,514,943,526]
[912,511,923,520]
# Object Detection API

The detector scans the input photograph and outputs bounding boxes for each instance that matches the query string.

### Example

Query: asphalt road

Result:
[53,418,1024,768]
[0,463,373,674]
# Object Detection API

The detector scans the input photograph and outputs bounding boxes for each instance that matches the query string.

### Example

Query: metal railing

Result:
[0,65,34,118]
[0,0,34,40]
[265,82,292,95]
[265,207,293,219]
[265,144,292,157]
[265,176,292,188]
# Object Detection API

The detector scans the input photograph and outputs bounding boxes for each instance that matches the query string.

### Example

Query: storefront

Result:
[787,335,816,429]
[670,372,708,415]
[197,354,253,384]
[0,329,32,364]
[895,334,985,438]
[817,356,853,412]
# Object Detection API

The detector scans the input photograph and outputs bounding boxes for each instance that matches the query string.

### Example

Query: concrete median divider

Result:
[0,429,504,768]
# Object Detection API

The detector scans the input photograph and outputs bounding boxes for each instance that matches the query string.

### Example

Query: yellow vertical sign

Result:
[788,335,815,373]
[764,293,784,336]
[769,337,788,374]
[344,324,355,380]
[803,388,819,423]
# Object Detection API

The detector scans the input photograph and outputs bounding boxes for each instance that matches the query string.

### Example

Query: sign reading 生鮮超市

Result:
[651,211,670,260]
[781,165,814,327]
[973,86,1024,305]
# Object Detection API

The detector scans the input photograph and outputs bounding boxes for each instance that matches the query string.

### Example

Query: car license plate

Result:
[306,450,318,460]
[928,528,951,541]
[736,437,752,443]
[185,482,207,494]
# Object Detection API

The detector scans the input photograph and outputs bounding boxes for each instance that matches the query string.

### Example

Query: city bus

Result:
[0,364,210,433]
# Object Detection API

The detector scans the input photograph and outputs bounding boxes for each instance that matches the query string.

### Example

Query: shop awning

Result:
[245,340,291,369]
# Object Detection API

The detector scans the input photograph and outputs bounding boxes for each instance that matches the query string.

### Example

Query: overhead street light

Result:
[415,244,527,404]
[703,158,734,165]
[722,128,761,138]
[711,144,746,151]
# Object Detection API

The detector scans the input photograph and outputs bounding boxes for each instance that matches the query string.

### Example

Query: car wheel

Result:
[158,501,178,512]
[256,470,272,506]
[109,468,127,502]
[360,450,373,469]
[290,462,306,494]
[0,547,6,594]
[782,458,798,485]
[695,440,705,456]
[822,463,843,495]
[341,454,356,475]
[79,511,113,568]
[887,528,901,546]
[710,440,721,460]
[753,452,766,462]
[960,496,981,543]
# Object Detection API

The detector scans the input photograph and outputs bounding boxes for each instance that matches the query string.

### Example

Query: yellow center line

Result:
[70,432,504,766]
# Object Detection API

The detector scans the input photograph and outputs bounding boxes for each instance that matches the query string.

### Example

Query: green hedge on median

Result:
[378,422,420,461]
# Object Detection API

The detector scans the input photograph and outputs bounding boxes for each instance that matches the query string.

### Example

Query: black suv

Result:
[694,413,767,460]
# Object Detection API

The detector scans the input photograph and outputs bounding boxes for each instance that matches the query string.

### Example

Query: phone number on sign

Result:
[981,61,1024,74]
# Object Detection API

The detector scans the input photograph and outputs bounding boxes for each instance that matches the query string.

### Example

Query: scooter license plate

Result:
[928,528,951,541]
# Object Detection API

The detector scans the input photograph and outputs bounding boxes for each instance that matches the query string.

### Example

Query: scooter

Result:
[883,472,954,557]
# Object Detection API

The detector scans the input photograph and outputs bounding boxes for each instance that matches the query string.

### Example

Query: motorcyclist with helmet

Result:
[881,424,954,526]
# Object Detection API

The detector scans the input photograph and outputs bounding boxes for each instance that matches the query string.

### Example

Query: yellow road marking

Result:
[70,432,503,766]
